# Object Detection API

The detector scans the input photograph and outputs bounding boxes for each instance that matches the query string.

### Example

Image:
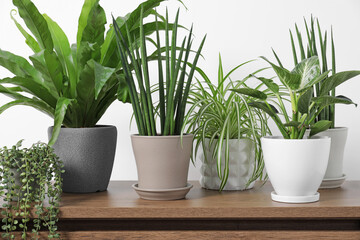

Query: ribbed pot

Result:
[48,125,117,193]
[131,134,193,189]
[199,138,255,190]
[316,127,348,179]
[261,136,330,202]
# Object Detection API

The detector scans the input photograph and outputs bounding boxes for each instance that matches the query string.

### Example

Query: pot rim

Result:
[48,125,116,130]
[131,134,193,139]
[323,127,348,132]
[261,135,330,142]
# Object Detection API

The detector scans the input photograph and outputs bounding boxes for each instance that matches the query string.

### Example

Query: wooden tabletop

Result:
[59,181,360,219]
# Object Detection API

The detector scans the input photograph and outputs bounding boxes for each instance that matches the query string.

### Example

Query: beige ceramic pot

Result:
[131,134,193,190]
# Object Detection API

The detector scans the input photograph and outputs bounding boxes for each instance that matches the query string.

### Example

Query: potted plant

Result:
[0,141,63,239]
[283,16,360,188]
[0,0,171,193]
[184,55,270,191]
[232,56,357,203]
[113,8,206,200]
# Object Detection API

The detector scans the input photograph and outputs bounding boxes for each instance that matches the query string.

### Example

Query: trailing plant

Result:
[183,55,271,190]
[0,141,63,239]
[113,8,206,136]
[0,0,172,145]
[276,15,360,128]
[232,56,360,139]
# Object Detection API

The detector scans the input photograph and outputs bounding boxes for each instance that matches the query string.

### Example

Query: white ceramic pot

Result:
[199,138,255,191]
[261,136,331,203]
[316,127,348,179]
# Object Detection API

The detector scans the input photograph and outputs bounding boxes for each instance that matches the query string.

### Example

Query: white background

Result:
[0,0,359,181]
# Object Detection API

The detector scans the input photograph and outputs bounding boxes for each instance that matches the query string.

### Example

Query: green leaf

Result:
[298,87,313,114]
[291,56,320,91]
[117,76,131,103]
[252,76,279,93]
[312,95,357,108]
[261,56,301,90]
[44,50,64,94]
[231,88,267,100]
[12,0,53,51]
[310,120,332,137]
[248,101,279,117]
[283,121,301,128]
[94,61,115,99]
[76,0,99,49]
[0,98,54,118]
[320,71,360,96]
[49,97,74,146]
[10,9,41,53]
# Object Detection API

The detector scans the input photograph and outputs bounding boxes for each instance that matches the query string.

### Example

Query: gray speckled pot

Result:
[48,125,117,193]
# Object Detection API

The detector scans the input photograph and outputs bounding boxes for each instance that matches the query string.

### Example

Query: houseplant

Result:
[0,0,171,193]
[232,56,358,203]
[113,8,206,200]
[183,55,271,191]
[0,141,63,239]
[284,16,360,187]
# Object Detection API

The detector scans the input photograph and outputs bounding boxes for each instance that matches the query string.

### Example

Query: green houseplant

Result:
[232,56,359,203]
[0,141,63,239]
[183,55,270,191]
[284,16,360,184]
[0,0,171,193]
[113,8,206,200]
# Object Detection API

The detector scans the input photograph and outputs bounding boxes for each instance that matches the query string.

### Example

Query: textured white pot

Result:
[199,138,255,191]
[316,127,348,179]
[261,136,331,203]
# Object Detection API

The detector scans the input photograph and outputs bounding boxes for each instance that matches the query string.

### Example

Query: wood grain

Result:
[55,181,360,219]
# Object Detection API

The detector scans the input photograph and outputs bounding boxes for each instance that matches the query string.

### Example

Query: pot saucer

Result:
[271,191,320,203]
[319,174,346,189]
[132,183,193,201]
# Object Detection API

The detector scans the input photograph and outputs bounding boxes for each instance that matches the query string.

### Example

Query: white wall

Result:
[0,0,359,181]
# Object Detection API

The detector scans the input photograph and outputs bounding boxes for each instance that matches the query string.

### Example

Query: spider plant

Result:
[0,0,171,146]
[183,55,271,191]
[274,15,360,128]
[232,56,360,139]
[113,8,206,136]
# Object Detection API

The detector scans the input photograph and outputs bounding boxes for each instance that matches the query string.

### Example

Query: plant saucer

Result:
[319,174,346,189]
[271,191,320,203]
[132,183,193,201]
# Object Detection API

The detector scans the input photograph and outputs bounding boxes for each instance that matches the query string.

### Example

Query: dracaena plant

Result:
[277,15,360,128]
[0,0,171,145]
[113,9,206,136]
[183,55,271,190]
[232,56,359,139]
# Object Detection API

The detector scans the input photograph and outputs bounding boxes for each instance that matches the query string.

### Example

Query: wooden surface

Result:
[2,181,360,239]
[59,181,360,219]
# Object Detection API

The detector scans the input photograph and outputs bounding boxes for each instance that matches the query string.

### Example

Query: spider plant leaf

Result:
[10,9,41,53]
[260,56,301,90]
[312,95,357,108]
[94,61,115,100]
[230,88,267,100]
[218,53,224,92]
[320,71,360,96]
[309,120,332,137]
[13,0,53,51]
[298,87,313,114]
[49,97,75,146]
[291,56,320,91]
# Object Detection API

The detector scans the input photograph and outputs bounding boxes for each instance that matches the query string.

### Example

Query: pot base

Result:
[132,183,193,201]
[271,191,319,203]
[320,174,346,189]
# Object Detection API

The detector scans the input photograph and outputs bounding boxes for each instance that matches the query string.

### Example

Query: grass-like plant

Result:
[0,0,171,145]
[232,56,360,139]
[113,9,206,136]
[183,55,271,190]
[276,16,360,128]
[0,141,63,239]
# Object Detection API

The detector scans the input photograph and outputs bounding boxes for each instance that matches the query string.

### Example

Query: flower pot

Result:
[316,127,348,178]
[261,136,331,203]
[131,134,193,200]
[199,138,255,191]
[48,125,117,193]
